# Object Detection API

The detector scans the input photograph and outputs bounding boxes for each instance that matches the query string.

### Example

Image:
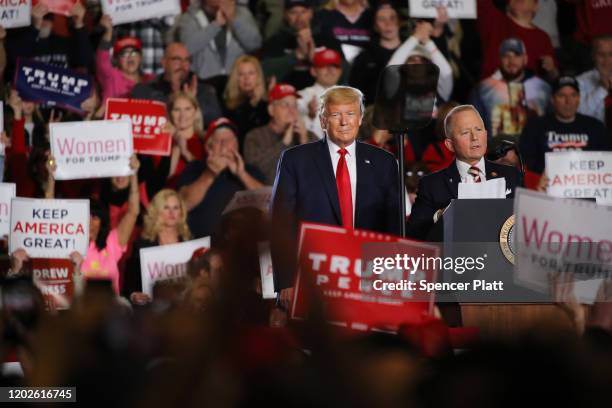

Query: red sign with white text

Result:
[31,258,74,311]
[33,0,78,16]
[105,98,171,156]
[291,224,439,331]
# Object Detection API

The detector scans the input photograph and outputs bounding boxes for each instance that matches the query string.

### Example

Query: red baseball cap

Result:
[268,83,300,103]
[312,48,341,68]
[203,117,238,147]
[113,37,142,56]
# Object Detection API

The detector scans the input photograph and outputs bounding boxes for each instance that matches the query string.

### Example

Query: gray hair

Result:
[318,86,365,118]
[443,104,483,139]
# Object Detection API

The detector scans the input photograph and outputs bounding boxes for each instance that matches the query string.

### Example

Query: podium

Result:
[434,199,567,336]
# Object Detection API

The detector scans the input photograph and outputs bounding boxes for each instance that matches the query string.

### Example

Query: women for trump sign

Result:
[9,198,89,259]
[140,237,211,296]
[50,120,133,180]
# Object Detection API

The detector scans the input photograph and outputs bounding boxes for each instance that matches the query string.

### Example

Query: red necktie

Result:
[336,148,353,229]
[468,166,482,183]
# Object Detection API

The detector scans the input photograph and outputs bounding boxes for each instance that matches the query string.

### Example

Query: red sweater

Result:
[477,0,554,78]
[575,0,612,45]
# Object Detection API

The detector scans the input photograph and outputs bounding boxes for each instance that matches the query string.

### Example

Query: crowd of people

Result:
[1,0,612,402]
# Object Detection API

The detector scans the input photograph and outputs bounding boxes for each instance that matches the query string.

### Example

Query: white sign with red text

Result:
[100,0,180,25]
[409,0,476,19]
[514,188,612,303]
[546,151,612,203]
[140,237,211,296]
[50,120,133,180]
[9,197,89,258]
[0,0,31,29]
[0,183,16,237]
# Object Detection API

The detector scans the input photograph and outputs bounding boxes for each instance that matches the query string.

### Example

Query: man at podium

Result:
[406,105,522,240]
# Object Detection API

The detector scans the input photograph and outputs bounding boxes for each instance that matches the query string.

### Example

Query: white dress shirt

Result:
[456,157,487,183]
[576,69,608,123]
[327,137,357,225]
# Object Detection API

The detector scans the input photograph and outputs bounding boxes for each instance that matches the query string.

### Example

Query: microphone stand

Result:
[395,131,407,238]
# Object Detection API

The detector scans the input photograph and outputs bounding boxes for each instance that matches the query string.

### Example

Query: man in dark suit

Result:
[271,86,401,305]
[407,105,522,240]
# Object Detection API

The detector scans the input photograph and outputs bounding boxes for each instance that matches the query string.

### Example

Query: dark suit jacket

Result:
[406,160,522,240]
[271,138,401,289]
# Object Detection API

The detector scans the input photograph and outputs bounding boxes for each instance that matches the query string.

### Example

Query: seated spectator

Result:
[261,0,341,90]
[167,92,207,185]
[115,18,173,76]
[124,189,192,304]
[470,38,550,138]
[520,76,611,177]
[177,0,262,91]
[96,15,155,104]
[223,55,270,146]
[244,83,317,185]
[131,43,222,126]
[6,3,93,75]
[297,48,343,139]
[476,0,557,80]
[387,18,453,102]
[46,156,141,295]
[7,90,46,151]
[576,35,612,125]
[349,3,402,105]
[315,0,373,51]
[178,118,265,239]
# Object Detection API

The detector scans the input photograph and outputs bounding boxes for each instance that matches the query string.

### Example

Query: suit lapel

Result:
[485,160,500,180]
[354,142,368,226]
[312,139,342,224]
[443,162,460,199]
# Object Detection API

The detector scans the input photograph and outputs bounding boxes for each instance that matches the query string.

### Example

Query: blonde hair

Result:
[223,56,266,111]
[142,189,192,242]
[323,0,369,10]
[319,85,365,117]
[168,91,205,135]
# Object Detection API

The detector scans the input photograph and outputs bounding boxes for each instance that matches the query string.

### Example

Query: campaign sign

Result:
[409,0,476,19]
[50,120,133,180]
[291,224,438,331]
[222,187,273,215]
[32,0,77,16]
[31,258,74,311]
[140,237,211,296]
[514,188,612,303]
[9,198,89,259]
[0,183,16,237]
[546,151,612,202]
[15,60,92,114]
[100,0,180,25]
[105,98,171,156]
[0,0,31,29]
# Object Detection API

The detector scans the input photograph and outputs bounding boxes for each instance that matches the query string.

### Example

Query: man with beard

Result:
[130,43,222,125]
[470,38,550,138]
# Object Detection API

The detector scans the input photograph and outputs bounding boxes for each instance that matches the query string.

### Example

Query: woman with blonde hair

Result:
[124,189,192,305]
[166,91,206,185]
[223,55,270,146]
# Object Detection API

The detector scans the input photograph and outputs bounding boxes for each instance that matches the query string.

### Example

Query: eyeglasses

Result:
[118,49,140,59]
